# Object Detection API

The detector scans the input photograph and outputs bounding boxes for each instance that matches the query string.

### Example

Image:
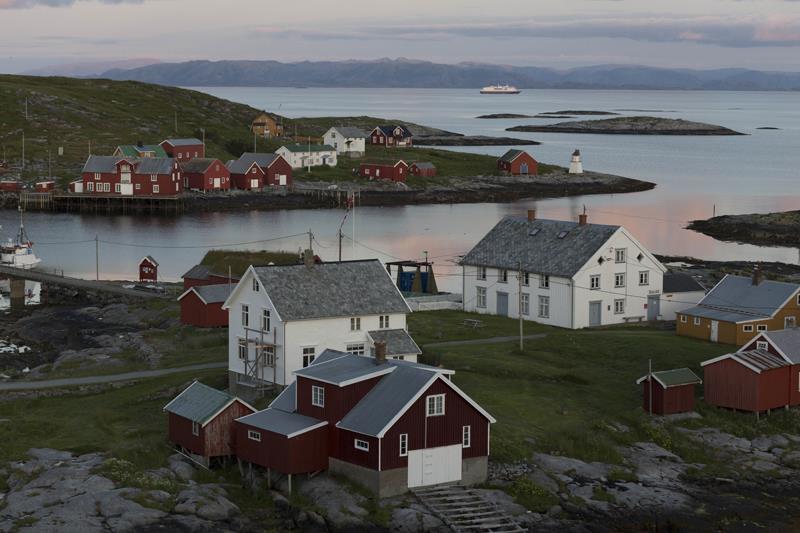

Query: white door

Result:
[408,444,462,488]
[120,183,133,196]
[250,179,259,189]
[278,175,287,186]
[710,320,719,342]
[213,178,221,189]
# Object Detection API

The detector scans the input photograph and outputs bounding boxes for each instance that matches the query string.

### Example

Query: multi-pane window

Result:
[462,426,471,448]
[757,325,768,332]
[639,271,649,286]
[238,339,247,360]
[477,266,487,281]
[252,278,260,292]
[114,183,121,193]
[302,347,315,367]
[151,174,158,182]
[399,434,408,457]
[521,293,530,316]
[191,422,199,436]
[350,317,361,331]
[355,439,369,451]
[522,272,530,286]
[426,394,445,417]
[153,185,160,193]
[539,274,550,289]
[614,273,626,288]
[241,304,249,327]
[590,275,600,290]
[347,343,365,356]
[261,309,270,331]
[312,385,325,407]
[694,317,701,325]
[538,296,550,318]
[247,430,261,442]
[476,287,487,308]
[615,248,626,263]
[94,172,101,180]
[499,270,508,283]
[614,299,625,314]
[87,182,94,192]
[756,341,769,351]
[260,346,275,366]
[743,324,753,332]
[680,315,687,323]
[379,315,390,329]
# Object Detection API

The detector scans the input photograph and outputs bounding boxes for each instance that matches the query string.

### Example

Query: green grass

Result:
[146,326,227,369]
[201,249,299,277]
[408,309,553,345]
[503,477,560,512]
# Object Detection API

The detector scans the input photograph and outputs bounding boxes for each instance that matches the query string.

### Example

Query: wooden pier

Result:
[19,192,185,214]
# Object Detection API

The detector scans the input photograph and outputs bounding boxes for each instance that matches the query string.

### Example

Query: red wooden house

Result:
[636,368,701,415]
[139,256,158,283]
[369,125,413,147]
[702,328,800,413]
[180,158,231,192]
[227,153,292,190]
[160,138,205,162]
[182,264,238,290]
[0,180,22,192]
[234,346,495,497]
[359,160,408,182]
[164,381,255,466]
[497,149,538,176]
[35,180,55,192]
[410,162,437,177]
[81,155,182,197]
[178,284,233,328]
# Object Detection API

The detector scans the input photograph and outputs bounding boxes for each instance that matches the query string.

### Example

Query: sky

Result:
[1,0,800,73]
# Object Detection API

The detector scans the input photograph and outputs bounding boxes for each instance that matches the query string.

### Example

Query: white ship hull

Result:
[480,84,520,94]
[0,248,41,269]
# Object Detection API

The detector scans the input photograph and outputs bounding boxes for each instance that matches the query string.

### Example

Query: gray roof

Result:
[375,125,413,137]
[237,408,325,436]
[763,329,800,364]
[461,216,620,278]
[192,284,234,304]
[163,138,203,146]
[330,127,368,138]
[663,273,705,294]
[294,349,390,385]
[226,153,279,174]
[164,381,237,425]
[730,350,788,372]
[136,157,175,175]
[182,264,211,279]
[82,155,120,173]
[681,275,800,323]
[279,144,336,153]
[499,149,525,163]
[412,162,436,169]
[270,381,296,412]
[252,260,410,321]
[368,329,422,356]
[180,158,219,173]
[82,155,174,175]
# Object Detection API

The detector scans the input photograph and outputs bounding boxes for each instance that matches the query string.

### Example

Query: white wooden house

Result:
[322,127,367,157]
[222,258,419,391]
[461,210,666,329]
[275,144,337,169]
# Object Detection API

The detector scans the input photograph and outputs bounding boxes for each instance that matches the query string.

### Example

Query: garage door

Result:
[408,444,462,488]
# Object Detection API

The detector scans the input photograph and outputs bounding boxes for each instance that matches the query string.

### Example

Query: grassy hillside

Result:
[201,249,300,277]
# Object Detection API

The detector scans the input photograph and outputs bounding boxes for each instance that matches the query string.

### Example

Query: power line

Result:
[95,232,309,250]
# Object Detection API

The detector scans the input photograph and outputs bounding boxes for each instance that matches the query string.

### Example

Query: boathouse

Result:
[139,256,158,283]
[497,149,538,176]
[359,160,408,182]
[636,368,701,415]
[178,284,233,328]
[182,264,238,290]
[160,138,205,162]
[180,158,231,192]
[410,162,437,177]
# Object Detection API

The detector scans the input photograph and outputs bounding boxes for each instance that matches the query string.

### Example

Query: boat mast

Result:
[16,205,29,245]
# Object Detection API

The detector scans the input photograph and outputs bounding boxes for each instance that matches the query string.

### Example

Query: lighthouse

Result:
[569,149,583,174]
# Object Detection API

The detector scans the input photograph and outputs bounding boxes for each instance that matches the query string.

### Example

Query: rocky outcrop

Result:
[508,116,744,135]
[414,135,540,146]
[688,210,800,247]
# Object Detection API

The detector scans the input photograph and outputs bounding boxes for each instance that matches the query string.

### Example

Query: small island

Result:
[507,116,745,135]
[540,110,618,116]
[476,113,534,119]
[757,126,780,130]
[415,135,540,146]
[688,210,800,247]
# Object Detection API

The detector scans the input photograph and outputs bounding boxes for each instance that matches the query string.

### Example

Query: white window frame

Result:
[238,339,247,360]
[476,286,487,309]
[311,385,325,408]
[693,317,701,326]
[261,309,270,331]
[252,278,260,292]
[462,425,471,448]
[539,274,549,289]
[477,266,487,281]
[756,341,769,351]
[87,182,94,192]
[615,248,626,264]
[615,273,626,288]
[302,347,316,368]
[346,343,366,356]
[260,345,275,366]
[191,421,199,436]
[114,183,121,193]
[743,324,754,332]
[150,174,158,182]
[248,429,261,442]
[152,184,160,194]
[241,304,249,327]
[399,433,408,457]
[538,295,549,318]
[757,324,768,332]
[522,272,530,286]
[379,315,390,329]
[426,394,445,417]
[521,293,530,316]
[680,315,687,323]
[639,271,649,286]
[354,439,369,451]
[614,299,625,315]
[350,317,361,331]
[499,270,508,283]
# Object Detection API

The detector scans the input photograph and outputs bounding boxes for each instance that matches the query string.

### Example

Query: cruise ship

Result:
[480,84,520,95]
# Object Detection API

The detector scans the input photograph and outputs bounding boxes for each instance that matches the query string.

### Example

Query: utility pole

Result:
[88,139,92,156]
[21,131,25,172]
[174,111,178,133]
[518,261,524,351]
[308,229,313,252]
[307,136,311,173]
[253,130,257,152]
[95,235,99,281]
[648,359,653,416]
[47,149,51,178]
[201,128,205,150]
[24,97,28,120]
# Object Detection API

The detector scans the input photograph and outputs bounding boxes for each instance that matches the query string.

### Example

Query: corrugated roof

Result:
[83,155,121,173]
[116,144,167,158]
[294,349,393,385]
[636,367,701,388]
[663,273,705,294]
[279,144,335,153]
[163,138,203,146]
[252,260,409,321]
[237,408,326,436]
[164,381,235,425]
[193,284,233,304]
[734,350,788,372]
[329,127,367,138]
[85,155,175,175]
[499,149,524,163]
[180,158,219,173]
[136,157,175,175]
[461,216,620,278]
[226,153,280,174]
[677,306,759,323]
[269,381,296,412]
[762,329,800,364]
[680,275,799,323]
[412,162,436,170]
[368,329,422,356]
[182,264,211,279]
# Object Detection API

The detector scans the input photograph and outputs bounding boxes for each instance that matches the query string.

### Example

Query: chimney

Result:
[752,264,763,286]
[374,341,387,365]
[303,248,315,268]
[137,140,144,148]
[527,209,536,222]
[578,213,588,226]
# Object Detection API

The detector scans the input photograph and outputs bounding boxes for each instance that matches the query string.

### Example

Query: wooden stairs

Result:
[412,484,526,532]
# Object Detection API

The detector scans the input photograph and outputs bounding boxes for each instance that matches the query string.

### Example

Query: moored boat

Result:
[480,84,521,95]
[0,207,41,270]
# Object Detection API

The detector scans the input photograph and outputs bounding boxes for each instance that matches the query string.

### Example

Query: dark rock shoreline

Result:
[414,134,540,146]
[687,210,800,247]
[509,116,745,135]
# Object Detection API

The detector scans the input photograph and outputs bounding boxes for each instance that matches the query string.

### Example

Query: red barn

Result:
[81,156,182,197]
[369,125,413,147]
[178,284,233,328]
[182,264,239,290]
[160,138,205,162]
[0,180,22,192]
[227,153,292,190]
[233,346,495,497]
[359,160,408,182]
[164,381,255,466]
[35,180,55,192]
[139,255,158,283]
[636,368,701,415]
[180,158,231,192]
[410,162,437,177]
[497,149,538,176]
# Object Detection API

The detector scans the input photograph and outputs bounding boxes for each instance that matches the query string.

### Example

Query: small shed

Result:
[359,160,408,182]
[35,180,55,192]
[636,368,701,415]
[410,162,437,177]
[178,284,233,328]
[164,381,256,466]
[0,180,22,192]
[68,179,84,193]
[701,350,791,413]
[139,256,159,283]
[497,149,538,176]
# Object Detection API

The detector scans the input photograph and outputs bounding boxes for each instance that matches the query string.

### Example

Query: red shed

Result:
[164,381,256,466]
[178,284,233,328]
[182,264,239,290]
[35,180,55,192]
[139,255,158,283]
[410,162,437,177]
[160,138,205,162]
[0,180,22,192]
[180,158,231,192]
[359,160,408,182]
[227,153,292,189]
[741,330,800,406]
[497,149,538,176]
[701,350,791,413]
[636,368,701,415]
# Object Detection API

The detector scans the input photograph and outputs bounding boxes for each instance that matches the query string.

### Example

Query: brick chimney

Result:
[578,213,588,226]
[303,249,315,268]
[374,341,387,365]
[752,264,763,286]
[527,209,536,222]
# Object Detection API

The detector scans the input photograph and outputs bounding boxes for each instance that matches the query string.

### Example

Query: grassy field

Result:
[200,249,300,278]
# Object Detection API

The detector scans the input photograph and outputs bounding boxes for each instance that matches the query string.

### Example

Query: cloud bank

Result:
[0,0,142,8]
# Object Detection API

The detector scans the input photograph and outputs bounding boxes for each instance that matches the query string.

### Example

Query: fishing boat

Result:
[480,84,520,95]
[0,207,41,270]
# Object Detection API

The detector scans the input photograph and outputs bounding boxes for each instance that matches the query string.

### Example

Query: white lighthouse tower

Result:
[569,149,583,174]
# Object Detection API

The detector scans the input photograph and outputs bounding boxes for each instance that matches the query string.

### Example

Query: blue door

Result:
[520,163,529,175]
[496,292,509,316]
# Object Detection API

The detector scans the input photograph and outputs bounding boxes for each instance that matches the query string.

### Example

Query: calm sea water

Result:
[7,88,800,291]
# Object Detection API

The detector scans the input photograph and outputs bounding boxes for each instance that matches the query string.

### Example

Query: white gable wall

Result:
[275,147,338,169]
[323,129,366,155]
[660,290,706,321]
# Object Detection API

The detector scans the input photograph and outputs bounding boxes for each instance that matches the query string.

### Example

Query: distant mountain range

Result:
[24,58,161,78]
[93,59,800,91]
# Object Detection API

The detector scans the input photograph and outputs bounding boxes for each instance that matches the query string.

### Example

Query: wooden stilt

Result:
[288,474,292,494]
[267,468,271,489]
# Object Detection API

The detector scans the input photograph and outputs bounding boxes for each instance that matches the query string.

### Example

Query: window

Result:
[135,183,141,190]
[302,347,316,367]
[499,270,508,283]
[426,394,445,416]
[615,248,626,263]
[615,273,626,288]
[693,317,701,326]
[680,315,687,323]
[350,317,361,331]
[399,434,408,457]
[191,422,199,436]
[756,341,769,351]
[241,304,249,327]
[614,299,625,315]
[639,271,649,286]
[462,426,471,448]
[261,309,270,332]
[379,315,390,329]
[247,430,261,442]
[476,287,487,308]
[590,275,600,290]
[114,183,121,193]
[743,324,754,332]
[260,346,275,366]
[538,295,549,318]
[151,174,158,182]
[252,278,259,292]
[153,185,160,193]
[355,439,369,451]
[312,385,325,407]
[347,343,365,356]
[87,182,94,192]
[757,325,768,332]
[521,293,530,316]
[523,272,530,286]
[94,172,101,180]
[539,274,550,289]
[477,266,487,281]
[238,339,247,360]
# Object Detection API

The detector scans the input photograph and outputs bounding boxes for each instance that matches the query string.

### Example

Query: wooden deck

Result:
[19,192,185,214]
